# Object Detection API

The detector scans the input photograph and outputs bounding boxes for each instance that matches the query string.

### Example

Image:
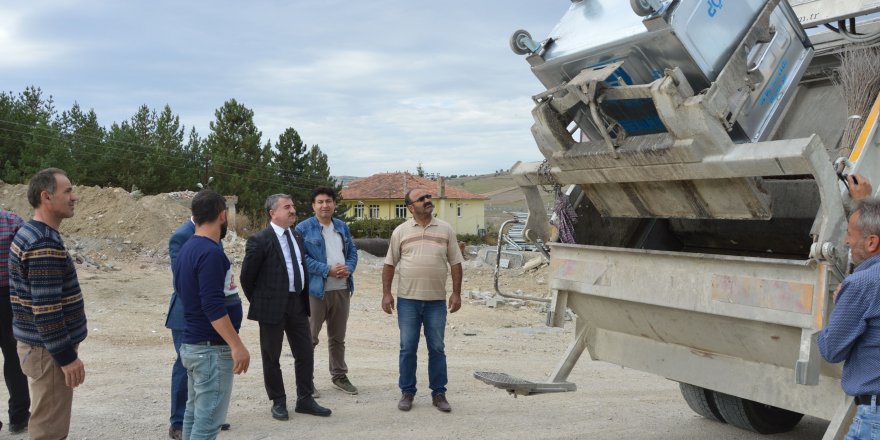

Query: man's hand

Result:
[232,344,250,375]
[849,174,873,200]
[381,293,395,314]
[448,293,462,313]
[832,284,843,303]
[61,358,85,388]
[331,263,349,279]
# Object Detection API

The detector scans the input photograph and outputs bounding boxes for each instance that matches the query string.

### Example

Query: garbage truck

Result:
[475,0,880,438]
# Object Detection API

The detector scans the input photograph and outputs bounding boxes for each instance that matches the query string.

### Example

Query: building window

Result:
[369,204,380,219]
[395,204,407,219]
[457,203,462,218]
[354,203,364,219]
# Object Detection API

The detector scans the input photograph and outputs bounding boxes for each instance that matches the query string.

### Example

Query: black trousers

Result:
[259,293,314,402]
[0,291,30,425]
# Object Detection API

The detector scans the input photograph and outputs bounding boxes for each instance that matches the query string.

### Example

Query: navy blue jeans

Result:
[397,297,447,397]
[170,329,187,428]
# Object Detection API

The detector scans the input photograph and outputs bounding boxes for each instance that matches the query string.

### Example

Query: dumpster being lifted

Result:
[476,0,880,437]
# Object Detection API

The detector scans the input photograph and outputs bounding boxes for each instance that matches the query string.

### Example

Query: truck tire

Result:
[712,392,804,434]
[678,383,725,423]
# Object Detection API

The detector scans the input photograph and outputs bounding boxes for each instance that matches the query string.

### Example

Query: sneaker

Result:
[432,394,451,412]
[332,375,358,395]
[398,393,414,411]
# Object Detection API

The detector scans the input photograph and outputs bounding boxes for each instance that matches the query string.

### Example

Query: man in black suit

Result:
[240,194,331,421]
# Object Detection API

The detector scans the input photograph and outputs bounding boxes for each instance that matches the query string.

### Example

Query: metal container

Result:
[530,0,812,142]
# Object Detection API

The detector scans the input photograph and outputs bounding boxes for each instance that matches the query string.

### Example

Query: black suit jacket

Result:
[240,225,310,325]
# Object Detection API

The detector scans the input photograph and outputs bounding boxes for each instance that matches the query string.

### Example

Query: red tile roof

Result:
[340,173,487,201]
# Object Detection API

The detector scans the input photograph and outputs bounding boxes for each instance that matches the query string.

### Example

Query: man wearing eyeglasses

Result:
[382,188,463,413]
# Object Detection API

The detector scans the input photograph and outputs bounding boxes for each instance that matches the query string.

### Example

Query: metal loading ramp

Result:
[473,372,576,397]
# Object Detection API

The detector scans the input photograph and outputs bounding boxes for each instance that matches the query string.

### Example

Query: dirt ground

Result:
[0,183,834,439]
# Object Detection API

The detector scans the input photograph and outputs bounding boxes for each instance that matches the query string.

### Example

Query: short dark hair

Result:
[27,168,67,208]
[310,187,336,203]
[404,189,415,206]
[191,190,227,225]
[265,194,292,218]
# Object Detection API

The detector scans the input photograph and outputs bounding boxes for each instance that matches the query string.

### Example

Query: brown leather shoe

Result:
[432,394,451,412]
[398,393,414,411]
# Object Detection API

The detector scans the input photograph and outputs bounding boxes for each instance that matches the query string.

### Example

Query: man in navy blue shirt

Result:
[818,180,880,439]
[175,190,250,439]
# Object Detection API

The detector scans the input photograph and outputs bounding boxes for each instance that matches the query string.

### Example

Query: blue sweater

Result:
[818,254,880,396]
[174,235,242,344]
[9,220,88,366]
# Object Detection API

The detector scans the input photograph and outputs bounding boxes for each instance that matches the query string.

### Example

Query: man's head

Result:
[847,198,880,265]
[405,188,433,217]
[311,187,337,224]
[266,194,297,229]
[191,190,228,236]
[28,168,77,218]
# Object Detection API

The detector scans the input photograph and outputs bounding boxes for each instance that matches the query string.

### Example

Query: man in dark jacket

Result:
[240,194,331,421]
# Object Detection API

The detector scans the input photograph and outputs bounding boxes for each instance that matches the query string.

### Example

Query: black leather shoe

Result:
[220,423,231,431]
[10,413,29,435]
[271,398,289,421]
[295,396,332,417]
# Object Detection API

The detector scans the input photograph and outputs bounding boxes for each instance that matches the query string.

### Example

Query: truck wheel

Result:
[712,392,804,434]
[678,383,725,423]
[509,29,534,55]
[630,0,655,16]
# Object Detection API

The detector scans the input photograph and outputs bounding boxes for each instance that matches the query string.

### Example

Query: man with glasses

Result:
[382,188,463,413]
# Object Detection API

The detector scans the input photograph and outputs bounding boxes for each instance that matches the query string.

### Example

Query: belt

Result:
[856,395,878,406]
[192,340,227,346]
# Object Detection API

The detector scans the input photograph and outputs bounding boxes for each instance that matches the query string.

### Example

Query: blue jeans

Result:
[397,297,447,397]
[846,397,880,440]
[170,329,187,428]
[181,344,233,440]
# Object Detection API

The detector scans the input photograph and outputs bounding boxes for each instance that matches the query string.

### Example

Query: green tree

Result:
[205,99,270,214]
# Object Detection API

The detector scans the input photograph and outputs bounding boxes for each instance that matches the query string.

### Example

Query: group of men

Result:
[0,168,463,440]
[161,184,462,439]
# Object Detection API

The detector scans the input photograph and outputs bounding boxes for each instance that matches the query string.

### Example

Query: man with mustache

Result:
[382,188,463,412]
[10,168,86,439]
[819,174,880,439]
[240,194,330,421]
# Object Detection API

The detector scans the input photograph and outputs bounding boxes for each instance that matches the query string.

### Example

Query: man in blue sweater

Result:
[10,168,87,439]
[175,190,250,439]
[166,217,230,439]
[818,184,880,439]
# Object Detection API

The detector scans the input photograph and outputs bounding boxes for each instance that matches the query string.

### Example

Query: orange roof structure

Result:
[340,173,487,201]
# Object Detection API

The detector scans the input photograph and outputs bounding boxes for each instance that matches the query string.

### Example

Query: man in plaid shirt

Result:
[0,209,30,434]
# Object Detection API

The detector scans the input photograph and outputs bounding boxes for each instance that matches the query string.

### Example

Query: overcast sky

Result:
[0,1,570,177]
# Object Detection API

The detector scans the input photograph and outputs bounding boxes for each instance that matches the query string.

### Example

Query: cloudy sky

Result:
[1,1,570,177]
